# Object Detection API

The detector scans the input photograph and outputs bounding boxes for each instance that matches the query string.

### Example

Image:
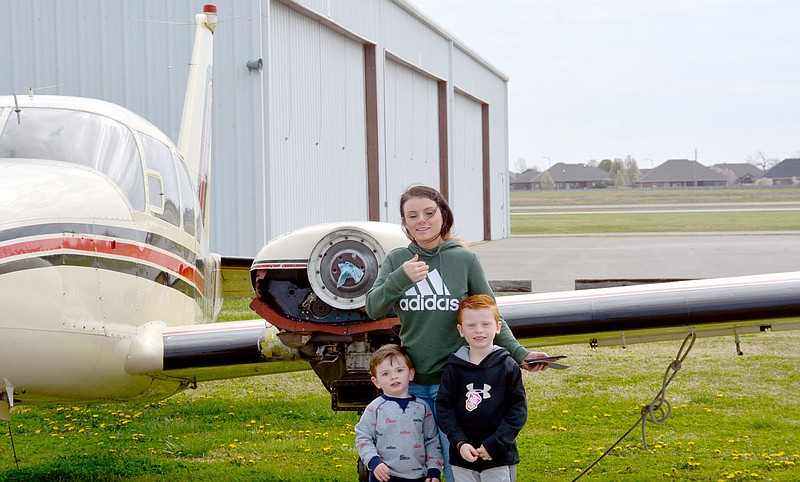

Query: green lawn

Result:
[511,188,800,207]
[3,332,798,481]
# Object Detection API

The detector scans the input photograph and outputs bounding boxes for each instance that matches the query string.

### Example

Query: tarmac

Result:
[471,232,800,293]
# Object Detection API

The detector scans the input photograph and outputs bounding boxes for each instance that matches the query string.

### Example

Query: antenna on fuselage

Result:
[12,93,20,124]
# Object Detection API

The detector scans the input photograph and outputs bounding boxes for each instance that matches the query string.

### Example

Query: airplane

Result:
[1,4,799,480]
[0,4,297,421]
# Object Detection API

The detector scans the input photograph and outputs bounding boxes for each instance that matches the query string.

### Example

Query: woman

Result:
[366,185,547,480]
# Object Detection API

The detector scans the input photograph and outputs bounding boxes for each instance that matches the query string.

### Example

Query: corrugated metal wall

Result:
[450,91,484,242]
[382,59,440,224]
[268,1,368,234]
[452,46,511,239]
[1,0,511,256]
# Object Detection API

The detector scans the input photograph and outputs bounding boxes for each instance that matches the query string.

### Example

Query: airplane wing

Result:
[245,221,800,411]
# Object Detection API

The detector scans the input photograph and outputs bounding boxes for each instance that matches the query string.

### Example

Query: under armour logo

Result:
[465,383,492,411]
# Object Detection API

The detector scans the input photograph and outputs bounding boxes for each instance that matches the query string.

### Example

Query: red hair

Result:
[458,294,500,326]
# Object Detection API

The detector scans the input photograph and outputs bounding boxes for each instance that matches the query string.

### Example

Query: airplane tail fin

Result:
[178,4,217,242]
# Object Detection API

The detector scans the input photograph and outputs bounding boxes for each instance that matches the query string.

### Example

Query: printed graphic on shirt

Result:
[465,383,492,411]
[399,269,459,312]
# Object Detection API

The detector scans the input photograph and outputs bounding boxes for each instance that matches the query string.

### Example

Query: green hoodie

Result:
[366,239,528,385]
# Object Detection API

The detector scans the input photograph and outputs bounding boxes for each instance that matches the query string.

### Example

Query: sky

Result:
[414,0,800,172]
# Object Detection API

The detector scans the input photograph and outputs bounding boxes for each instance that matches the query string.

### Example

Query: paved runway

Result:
[471,233,800,293]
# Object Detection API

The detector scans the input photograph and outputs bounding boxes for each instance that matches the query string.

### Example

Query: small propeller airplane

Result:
[2,3,799,461]
[0,4,297,419]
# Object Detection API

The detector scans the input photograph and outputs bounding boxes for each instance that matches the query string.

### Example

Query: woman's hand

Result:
[402,254,429,283]
[521,351,550,372]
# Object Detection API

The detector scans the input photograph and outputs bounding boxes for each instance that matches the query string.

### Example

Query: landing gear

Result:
[357,457,369,481]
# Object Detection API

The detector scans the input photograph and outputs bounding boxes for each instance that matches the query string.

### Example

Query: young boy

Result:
[355,344,443,482]
[436,295,527,481]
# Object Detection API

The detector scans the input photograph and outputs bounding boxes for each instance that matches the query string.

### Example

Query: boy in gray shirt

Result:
[355,344,443,481]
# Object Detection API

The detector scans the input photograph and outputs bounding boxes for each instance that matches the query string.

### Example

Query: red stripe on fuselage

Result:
[0,236,204,291]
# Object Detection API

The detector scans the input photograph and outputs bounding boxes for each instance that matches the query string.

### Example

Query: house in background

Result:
[636,159,727,188]
[510,168,540,191]
[533,162,613,190]
[712,163,763,184]
[761,158,800,185]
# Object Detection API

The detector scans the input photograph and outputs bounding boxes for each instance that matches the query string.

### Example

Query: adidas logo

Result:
[399,269,459,312]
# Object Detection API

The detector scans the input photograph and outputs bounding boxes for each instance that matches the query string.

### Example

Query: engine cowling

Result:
[249,222,408,410]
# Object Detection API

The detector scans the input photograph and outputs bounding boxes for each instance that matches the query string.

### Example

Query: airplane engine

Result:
[250,222,408,410]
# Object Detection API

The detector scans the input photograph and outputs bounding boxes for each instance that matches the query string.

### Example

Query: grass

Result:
[2,332,798,481]
[511,187,800,207]
[511,211,800,234]
[510,187,800,234]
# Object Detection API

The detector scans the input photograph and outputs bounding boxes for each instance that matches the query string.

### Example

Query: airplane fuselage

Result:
[0,95,221,405]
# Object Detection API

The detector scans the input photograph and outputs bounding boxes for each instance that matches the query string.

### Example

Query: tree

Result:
[608,156,639,187]
[746,150,779,171]
[598,159,613,172]
[623,155,641,186]
[540,171,555,190]
[711,166,737,185]
[513,157,529,174]
[609,158,624,186]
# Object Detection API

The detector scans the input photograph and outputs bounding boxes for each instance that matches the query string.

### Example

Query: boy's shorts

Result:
[452,464,517,482]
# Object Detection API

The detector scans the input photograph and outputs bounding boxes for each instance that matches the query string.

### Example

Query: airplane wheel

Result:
[307,228,386,310]
[357,457,369,481]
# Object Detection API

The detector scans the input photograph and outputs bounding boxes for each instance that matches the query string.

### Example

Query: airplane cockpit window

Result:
[174,154,197,237]
[0,107,145,210]
[141,134,181,227]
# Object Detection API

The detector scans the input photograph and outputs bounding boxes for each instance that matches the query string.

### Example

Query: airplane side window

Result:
[140,134,181,227]
[0,108,145,210]
[174,154,197,237]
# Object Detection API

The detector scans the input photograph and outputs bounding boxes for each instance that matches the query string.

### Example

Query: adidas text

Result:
[399,295,460,311]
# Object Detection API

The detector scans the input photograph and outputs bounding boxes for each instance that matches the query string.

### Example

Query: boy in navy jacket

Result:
[436,295,527,481]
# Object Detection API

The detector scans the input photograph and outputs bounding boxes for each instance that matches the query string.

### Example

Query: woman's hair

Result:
[399,185,455,242]
[458,294,500,327]
[369,344,414,377]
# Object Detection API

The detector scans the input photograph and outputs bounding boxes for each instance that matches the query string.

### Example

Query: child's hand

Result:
[459,442,479,462]
[476,444,492,461]
[402,254,429,282]
[373,462,391,481]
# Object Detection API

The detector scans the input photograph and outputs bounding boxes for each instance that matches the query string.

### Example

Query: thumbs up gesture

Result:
[402,254,429,283]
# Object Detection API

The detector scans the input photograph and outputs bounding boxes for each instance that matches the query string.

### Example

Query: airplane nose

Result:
[0,159,134,224]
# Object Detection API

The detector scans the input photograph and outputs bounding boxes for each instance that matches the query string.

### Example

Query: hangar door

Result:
[450,92,485,242]
[270,2,368,234]
[382,59,440,223]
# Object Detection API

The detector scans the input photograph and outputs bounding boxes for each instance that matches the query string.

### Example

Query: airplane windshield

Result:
[0,107,145,210]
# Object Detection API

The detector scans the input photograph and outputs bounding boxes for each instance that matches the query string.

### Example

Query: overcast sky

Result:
[414,0,800,171]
